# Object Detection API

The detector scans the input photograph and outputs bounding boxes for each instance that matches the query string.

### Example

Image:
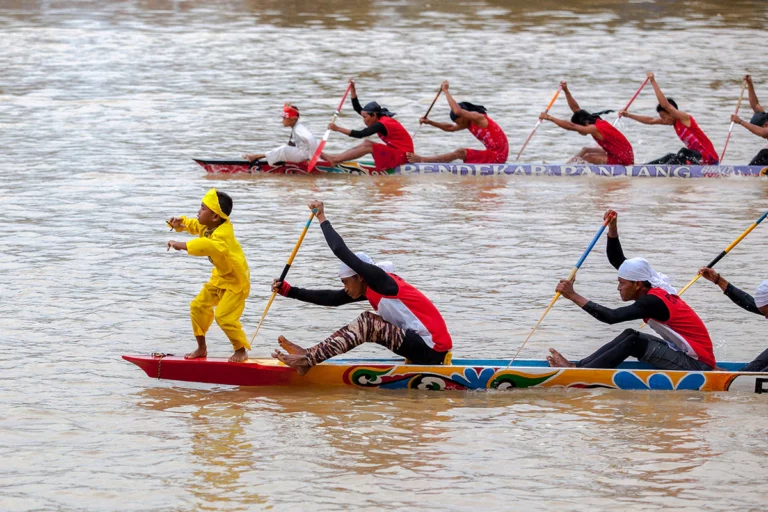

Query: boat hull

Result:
[194,159,768,178]
[123,355,768,393]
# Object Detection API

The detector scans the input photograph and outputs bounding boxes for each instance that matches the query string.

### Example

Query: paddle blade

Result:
[306,139,328,173]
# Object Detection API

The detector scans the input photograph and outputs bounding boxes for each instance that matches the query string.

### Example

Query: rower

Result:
[320,79,414,172]
[546,209,716,371]
[271,200,452,375]
[698,269,768,371]
[538,81,634,165]
[406,81,509,164]
[729,75,768,166]
[243,103,318,165]
[619,72,719,165]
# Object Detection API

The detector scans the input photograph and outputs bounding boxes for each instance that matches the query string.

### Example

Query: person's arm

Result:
[441,81,487,127]
[540,113,597,136]
[618,111,667,125]
[309,201,398,296]
[272,279,364,306]
[582,295,669,324]
[561,81,581,113]
[171,215,204,235]
[350,79,361,115]
[732,115,768,138]
[745,75,764,113]
[422,119,463,132]
[348,122,387,138]
[555,279,669,324]
[648,72,690,124]
[603,210,625,269]
[698,268,762,315]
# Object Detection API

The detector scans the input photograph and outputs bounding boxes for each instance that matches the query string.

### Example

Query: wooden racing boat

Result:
[123,354,768,393]
[194,159,768,178]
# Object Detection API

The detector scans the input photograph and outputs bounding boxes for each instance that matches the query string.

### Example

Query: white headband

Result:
[755,280,768,308]
[617,257,677,295]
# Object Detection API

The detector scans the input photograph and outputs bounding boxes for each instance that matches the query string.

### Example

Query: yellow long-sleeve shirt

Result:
[176,217,250,294]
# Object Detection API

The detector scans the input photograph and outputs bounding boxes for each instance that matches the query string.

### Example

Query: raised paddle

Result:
[515,86,562,161]
[613,77,649,127]
[249,209,317,345]
[507,212,616,367]
[306,83,354,173]
[638,209,768,329]
[719,79,748,163]
[411,87,443,141]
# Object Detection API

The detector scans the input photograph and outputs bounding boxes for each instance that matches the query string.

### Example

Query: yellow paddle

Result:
[250,209,317,345]
[507,213,615,368]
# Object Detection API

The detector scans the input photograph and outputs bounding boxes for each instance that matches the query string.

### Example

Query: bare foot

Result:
[228,348,248,363]
[272,349,311,376]
[278,335,307,355]
[406,152,425,163]
[320,153,338,166]
[547,348,576,368]
[185,347,207,359]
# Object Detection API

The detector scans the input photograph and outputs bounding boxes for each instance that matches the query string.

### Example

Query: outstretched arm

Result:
[745,75,764,113]
[555,279,670,324]
[618,110,666,125]
[561,81,581,113]
[540,113,598,136]
[731,115,768,138]
[273,279,364,307]
[698,268,762,315]
[421,119,463,132]
[441,80,487,127]
[648,72,690,124]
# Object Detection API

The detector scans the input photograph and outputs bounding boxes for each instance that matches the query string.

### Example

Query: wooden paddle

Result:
[249,209,317,345]
[638,209,768,329]
[306,83,354,173]
[719,79,748,163]
[613,77,649,127]
[411,87,443,141]
[507,212,615,367]
[515,86,562,161]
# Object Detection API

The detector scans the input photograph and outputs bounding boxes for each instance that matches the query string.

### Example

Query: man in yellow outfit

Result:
[167,188,251,362]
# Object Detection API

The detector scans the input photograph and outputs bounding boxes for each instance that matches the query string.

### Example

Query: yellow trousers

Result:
[190,283,250,351]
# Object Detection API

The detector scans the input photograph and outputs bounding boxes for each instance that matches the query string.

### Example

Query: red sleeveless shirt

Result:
[365,273,452,352]
[674,116,718,165]
[644,288,716,368]
[594,119,634,165]
[468,115,509,157]
[378,116,414,153]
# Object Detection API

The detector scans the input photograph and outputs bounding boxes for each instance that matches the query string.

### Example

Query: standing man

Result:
[729,75,768,165]
[539,81,634,165]
[243,104,317,165]
[407,81,509,164]
[619,72,719,165]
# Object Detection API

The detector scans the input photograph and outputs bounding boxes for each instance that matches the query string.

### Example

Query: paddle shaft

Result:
[307,83,354,172]
[515,86,562,161]
[412,88,443,140]
[507,214,614,367]
[250,211,316,344]
[613,77,649,127]
[720,79,748,163]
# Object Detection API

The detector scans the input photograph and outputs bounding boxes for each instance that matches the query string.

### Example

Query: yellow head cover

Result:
[202,188,229,220]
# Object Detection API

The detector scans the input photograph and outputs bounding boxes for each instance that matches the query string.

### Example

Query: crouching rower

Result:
[243,103,317,165]
[619,72,718,165]
[321,79,414,172]
[698,269,768,371]
[407,80,509,164]
[271,200,452,375]
[729,75,768,166]
[539,81,634,165]
[547,210,716,371]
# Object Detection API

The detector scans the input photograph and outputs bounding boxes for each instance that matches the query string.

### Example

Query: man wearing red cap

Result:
[243,104,318,165]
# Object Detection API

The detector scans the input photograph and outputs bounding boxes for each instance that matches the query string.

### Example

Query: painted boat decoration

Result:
[123,355,768,393]
[194,159,768,178]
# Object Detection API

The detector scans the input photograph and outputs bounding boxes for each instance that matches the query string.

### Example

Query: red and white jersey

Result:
[468,114,509,157]
[644,288,716,368]
[366,273,452,352]
[674,116,718,164]
[378,116,414,153]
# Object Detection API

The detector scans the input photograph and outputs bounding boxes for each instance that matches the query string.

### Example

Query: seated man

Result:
[698,268,768,371]
[271,200,452,375]
[243,103,317,165]
[547,210,716,371]
[729,75,768,166]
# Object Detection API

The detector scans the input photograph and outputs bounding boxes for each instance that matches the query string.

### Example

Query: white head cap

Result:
[617,257,677,295]
[376,261,394,274]
[338,252,374,279]
[755,280,768,308]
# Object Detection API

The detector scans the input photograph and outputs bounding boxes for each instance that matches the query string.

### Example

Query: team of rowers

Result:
[167,189,768,374]
[243,73,768,171]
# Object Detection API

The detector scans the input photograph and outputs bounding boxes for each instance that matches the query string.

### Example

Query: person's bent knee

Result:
[620,328,639,337]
